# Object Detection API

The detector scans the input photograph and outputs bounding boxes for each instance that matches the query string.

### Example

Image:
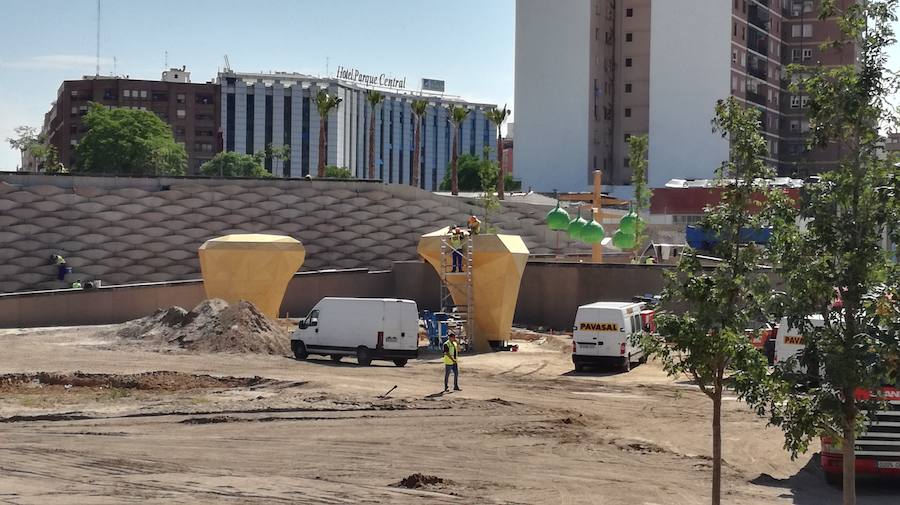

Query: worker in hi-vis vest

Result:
[442,332,461,392]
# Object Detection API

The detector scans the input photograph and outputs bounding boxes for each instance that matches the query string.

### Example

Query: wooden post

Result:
[592,169,603,264]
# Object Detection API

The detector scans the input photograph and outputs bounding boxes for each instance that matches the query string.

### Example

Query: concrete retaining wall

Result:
[0,261,669,330]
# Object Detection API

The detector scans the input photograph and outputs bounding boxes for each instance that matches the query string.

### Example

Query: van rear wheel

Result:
[393,359,408,367]
[621,354,631,372]
[292,341,308,360]
[356,347,373,366]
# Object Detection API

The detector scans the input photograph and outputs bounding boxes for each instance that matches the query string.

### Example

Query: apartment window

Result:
[176,93,186,104]
[139,90,147,98]
[792,49,801,61]
[790,95,802,108]
[623,157,631,168]
[732,76,738,91]
[176,109,186,119]
[70,139,77,146]
[123,89,131,98]
[790,120,801,132]
[626,8,633,17]
[625,108,632,118]
[626,32,633,43]
[196,94,213,105]
[741,53,746,67]
[625,58,633,67]
[175,126,186,137]
[732,50,737,63]
[71,106,78,116]
[734,23,737,37]
[802,48,812,60]
[741,26,745,41]
[801,95,810,107]
[152,91,167,101]
[624,133,631,142]
[69,125,78,134]
[792,24,813,37]
[625,83,632,93]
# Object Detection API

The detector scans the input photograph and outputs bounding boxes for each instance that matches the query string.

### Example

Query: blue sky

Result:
[2,2,900,170]
[0,0,515,169]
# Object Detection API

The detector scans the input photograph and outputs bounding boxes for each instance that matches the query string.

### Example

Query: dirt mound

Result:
[395,473,446,489]
[117,299,291,355]
[0,371,265,392]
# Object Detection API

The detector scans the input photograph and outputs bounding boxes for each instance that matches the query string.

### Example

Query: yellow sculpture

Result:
[417,227,529,352]
[198,234,305,318]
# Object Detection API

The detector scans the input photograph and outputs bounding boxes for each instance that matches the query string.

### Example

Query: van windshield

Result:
[305,309,319,326]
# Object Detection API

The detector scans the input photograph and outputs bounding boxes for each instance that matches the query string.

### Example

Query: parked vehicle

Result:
[291,297,419,367]
[773,315,900,483]
[571,301,654,372]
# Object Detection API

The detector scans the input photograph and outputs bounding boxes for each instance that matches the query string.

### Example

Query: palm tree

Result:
[447,105,471,196]
[315,89,342,177]
[486,105,511,200]
[365,90,384,179]
[410,99,428,188]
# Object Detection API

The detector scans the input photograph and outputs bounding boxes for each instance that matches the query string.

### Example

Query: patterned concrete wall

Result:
[0,175,585,294]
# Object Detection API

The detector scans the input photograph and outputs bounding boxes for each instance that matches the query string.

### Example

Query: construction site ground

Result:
[0,326,898,505]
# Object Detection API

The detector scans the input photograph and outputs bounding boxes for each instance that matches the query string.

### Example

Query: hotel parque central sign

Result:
[335,66,407,89]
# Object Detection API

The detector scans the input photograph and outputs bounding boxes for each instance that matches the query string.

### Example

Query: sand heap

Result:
[118,299,291,355]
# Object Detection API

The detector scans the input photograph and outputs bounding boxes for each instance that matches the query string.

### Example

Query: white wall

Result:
[648,0,731,187]
[514,0,591,192]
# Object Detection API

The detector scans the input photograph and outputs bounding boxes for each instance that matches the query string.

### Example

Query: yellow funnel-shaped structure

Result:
[198,234,305,318]
[417,228,529,352]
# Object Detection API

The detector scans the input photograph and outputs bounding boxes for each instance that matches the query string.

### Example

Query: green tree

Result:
[633,99,780,505]
[266,143,291,176]
[200,151,270,178]
[410,99,428,188]
[762,2,900,501]
[439,154,494,192]
[628,134,652,254]
[324,165,353,179]
[447,105,471,195]
[486,105,511,200]
[315,89,342,178]
[365,90,384,179]
[75,103,186,175]
[7,125,66,173]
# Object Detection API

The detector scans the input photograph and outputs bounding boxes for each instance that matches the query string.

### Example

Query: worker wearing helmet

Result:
[467,215,481,235]
[443,332,461,392]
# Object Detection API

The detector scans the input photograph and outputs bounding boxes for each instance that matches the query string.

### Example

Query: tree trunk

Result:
[411,119,421,188]
[368,110,376,179]
[842,398,857,505]
[451,127,459,195]
[317,116,327,177]
[712,384,722,505]
[496,129,505,200]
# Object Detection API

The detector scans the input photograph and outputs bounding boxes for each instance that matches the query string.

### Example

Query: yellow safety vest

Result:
[443,340,459,365]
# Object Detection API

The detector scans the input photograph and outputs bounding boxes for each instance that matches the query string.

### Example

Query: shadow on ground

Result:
[751,454,900,504]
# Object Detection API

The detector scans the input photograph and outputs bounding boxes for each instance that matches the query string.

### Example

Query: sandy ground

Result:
[0,326,898,504]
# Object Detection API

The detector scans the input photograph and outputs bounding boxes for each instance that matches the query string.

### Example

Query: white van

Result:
[572,301,652,372]
[291,298,419,367]
[774,315,825,371]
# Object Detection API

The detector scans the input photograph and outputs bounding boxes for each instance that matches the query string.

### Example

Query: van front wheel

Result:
[357,347,373,366]
[393,359,408,367]
[292,341,308,360]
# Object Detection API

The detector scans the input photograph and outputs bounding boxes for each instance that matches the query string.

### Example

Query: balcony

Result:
[749,6,770,32]
[746,90,767,106]
[748,62,768,80]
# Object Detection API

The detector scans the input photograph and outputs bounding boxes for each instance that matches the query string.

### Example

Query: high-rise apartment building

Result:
[515,0,854,191]
[42,68,221,174]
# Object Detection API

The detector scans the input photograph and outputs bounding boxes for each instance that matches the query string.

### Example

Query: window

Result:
[123,89,131,98]
[69,125,77,134]
[176,109,186,119]
[624,108,632,118]
[792,24,813,37]
[734,23,737,37]
[801,95,810,107]
[625,58,633,67]
[741,26,745,40]
[790,120,801,132]
[623,157,631,168]
[624,133,631,142]
[70,139,77,146]
[71,106,78,116]
[626,32,633,42]
[803,24,813,37]
[732,50,737,63]
[790,95,802,108]
[792,49,801,61]
[140,90,147,98]
[626,8,633,17]
[732,76,738,91]
[802,48,812,60]
[196,94,213,105]
[176,93,185,104]
[175,126,186,137]
[70,90,78,98]
[152,91,167,101]
[625,83,632,93]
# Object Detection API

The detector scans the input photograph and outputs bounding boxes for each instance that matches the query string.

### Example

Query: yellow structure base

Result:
[198,234,306,318]
[417,228,529,352]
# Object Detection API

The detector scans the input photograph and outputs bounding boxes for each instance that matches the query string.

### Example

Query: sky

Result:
[0,0,515,169]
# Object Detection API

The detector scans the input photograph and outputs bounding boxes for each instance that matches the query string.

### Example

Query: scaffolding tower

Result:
[439,233,474,351]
